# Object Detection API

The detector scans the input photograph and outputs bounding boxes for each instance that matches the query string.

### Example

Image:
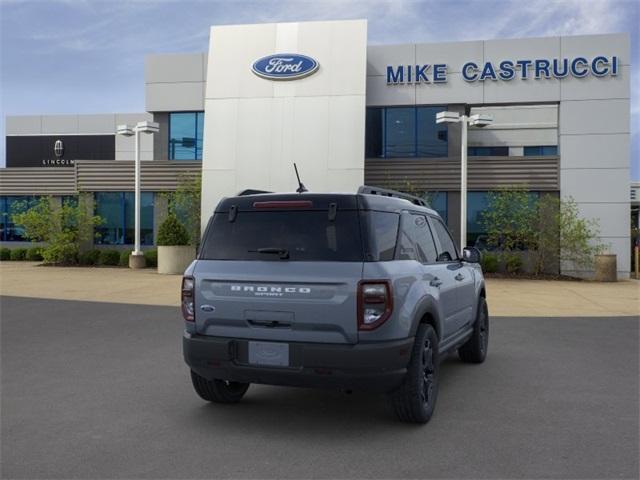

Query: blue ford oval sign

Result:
[252,54,319,80]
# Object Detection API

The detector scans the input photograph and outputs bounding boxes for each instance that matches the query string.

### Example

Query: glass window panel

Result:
[523,146,539,156]
[365,108,384,158]
[431,218,458,262]
[385,107,416,157]
[169,112,202,160]
[367,211,399,261]
[524,146,557,156]
[2,196,37,241]
[0,197,5,241]
[417,107,448,157]
[124,192,154,245]
[469,146,509,156]
[95,192,125,245]
[61,196,78,208]
[200,211,363,262]
[196,112,204,160]
[426,192,447,223]
[467,191,489,247]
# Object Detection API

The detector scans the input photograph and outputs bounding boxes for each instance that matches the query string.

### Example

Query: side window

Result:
[368,211,399,261]
[431,218,458,262]
[397,213,438,263]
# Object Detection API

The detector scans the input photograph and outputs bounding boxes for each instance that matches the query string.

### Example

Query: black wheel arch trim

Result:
[409,296,443,340]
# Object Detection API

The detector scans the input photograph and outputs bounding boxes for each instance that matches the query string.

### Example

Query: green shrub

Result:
[98,250,120,266]
[157,214,190,246]
[481,252,499,273]
[0,248,10,261]
[10,248,27,261]
[26,247,43,261]
[144,249,158,268]
[43,242,78,265]
[505,253,523,274]
[119,250,130,267]
[11,195,103,265]
[79,249,101,266]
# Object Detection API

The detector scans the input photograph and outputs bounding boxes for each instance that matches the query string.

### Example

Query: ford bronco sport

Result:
[182,186,488,423]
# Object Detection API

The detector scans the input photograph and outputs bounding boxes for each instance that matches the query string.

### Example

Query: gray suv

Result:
[182,186,488,423]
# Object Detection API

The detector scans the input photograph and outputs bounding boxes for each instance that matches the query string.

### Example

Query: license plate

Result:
[248,341,289,367]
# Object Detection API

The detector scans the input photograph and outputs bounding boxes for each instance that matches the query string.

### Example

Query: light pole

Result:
[436,111,493,249]
[116,121,159,268]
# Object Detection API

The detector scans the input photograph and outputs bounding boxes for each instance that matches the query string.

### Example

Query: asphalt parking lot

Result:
[1,296,638,479]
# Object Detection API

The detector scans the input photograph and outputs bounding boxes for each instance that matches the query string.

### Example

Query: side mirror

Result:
[462,247,481,264]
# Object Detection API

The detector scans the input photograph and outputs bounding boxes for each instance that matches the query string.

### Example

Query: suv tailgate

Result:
[193,261,362,344]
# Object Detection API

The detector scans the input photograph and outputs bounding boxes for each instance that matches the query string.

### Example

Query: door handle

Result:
[430,277,443,287]
[455,273,465,281]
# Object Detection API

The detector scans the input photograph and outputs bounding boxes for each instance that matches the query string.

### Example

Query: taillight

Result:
[357,280,393,330]
[181,276,195,322]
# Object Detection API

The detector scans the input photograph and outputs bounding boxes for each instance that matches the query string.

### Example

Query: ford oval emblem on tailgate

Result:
[251,53,319,80]
[200,304,215,312]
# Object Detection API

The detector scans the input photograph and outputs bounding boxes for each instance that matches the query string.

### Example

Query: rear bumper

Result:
[183,332,414,393]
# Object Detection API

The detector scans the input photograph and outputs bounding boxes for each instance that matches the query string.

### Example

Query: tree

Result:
[480,188,605,275]
[555,197,605,271]
[11,197,103,265]
[480,187,536,252]
[165,173,201,246]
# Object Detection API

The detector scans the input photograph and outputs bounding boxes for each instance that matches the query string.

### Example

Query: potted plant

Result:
[157,214,195,274]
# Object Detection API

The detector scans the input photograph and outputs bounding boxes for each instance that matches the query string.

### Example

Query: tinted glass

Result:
[417,107,448,157]
[365,108,384,158]
[467,191,489,247]
[200,211,363,261]
[365,106,448,159]
[95,193,123,244]
[385,107,415,157]
[413,215,438,263]
[432,218,458,261]
[124,193,154,245]
[426,192,447,222]
[169,112,204,160]
[367,211,399,261]
[468,146,509,156]
[0,196,38,241]
[468,191,540,247]
[95,192,154,245]
[524,145,558,156]
[397,214,437,263]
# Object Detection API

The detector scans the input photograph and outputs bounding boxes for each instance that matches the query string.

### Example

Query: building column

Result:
[153,193,169,246]
[78,192,94,252]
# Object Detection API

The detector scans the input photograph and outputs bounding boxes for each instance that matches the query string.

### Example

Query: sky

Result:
[1,0,638,178]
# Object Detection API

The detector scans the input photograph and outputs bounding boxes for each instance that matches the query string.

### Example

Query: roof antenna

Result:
[294,163,308,193]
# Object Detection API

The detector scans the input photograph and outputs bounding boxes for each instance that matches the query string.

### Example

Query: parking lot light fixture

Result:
[116,121,159,268]
[436,111,493,249]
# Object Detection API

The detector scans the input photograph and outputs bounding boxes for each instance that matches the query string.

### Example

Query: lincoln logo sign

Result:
[386,55,620,84]
[54,139,64,158]
[252,54,319,80]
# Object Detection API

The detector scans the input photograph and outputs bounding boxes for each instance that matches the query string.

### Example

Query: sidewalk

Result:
[1,262,638,317]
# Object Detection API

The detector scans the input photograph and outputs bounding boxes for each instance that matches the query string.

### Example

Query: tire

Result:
[458,296,489,364]
[388,324,439,424]
[190,370,250,403]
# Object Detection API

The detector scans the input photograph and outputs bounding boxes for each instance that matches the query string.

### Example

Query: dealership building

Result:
[0,20,632,277]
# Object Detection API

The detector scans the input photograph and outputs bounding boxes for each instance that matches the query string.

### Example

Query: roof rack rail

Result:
[237,189,272,196]
[357,185,428,207]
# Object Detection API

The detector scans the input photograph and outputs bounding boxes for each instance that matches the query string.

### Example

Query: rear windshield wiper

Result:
[249,247,290,260]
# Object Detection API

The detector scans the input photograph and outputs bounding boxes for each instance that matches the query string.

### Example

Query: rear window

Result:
[200,211,363,262]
